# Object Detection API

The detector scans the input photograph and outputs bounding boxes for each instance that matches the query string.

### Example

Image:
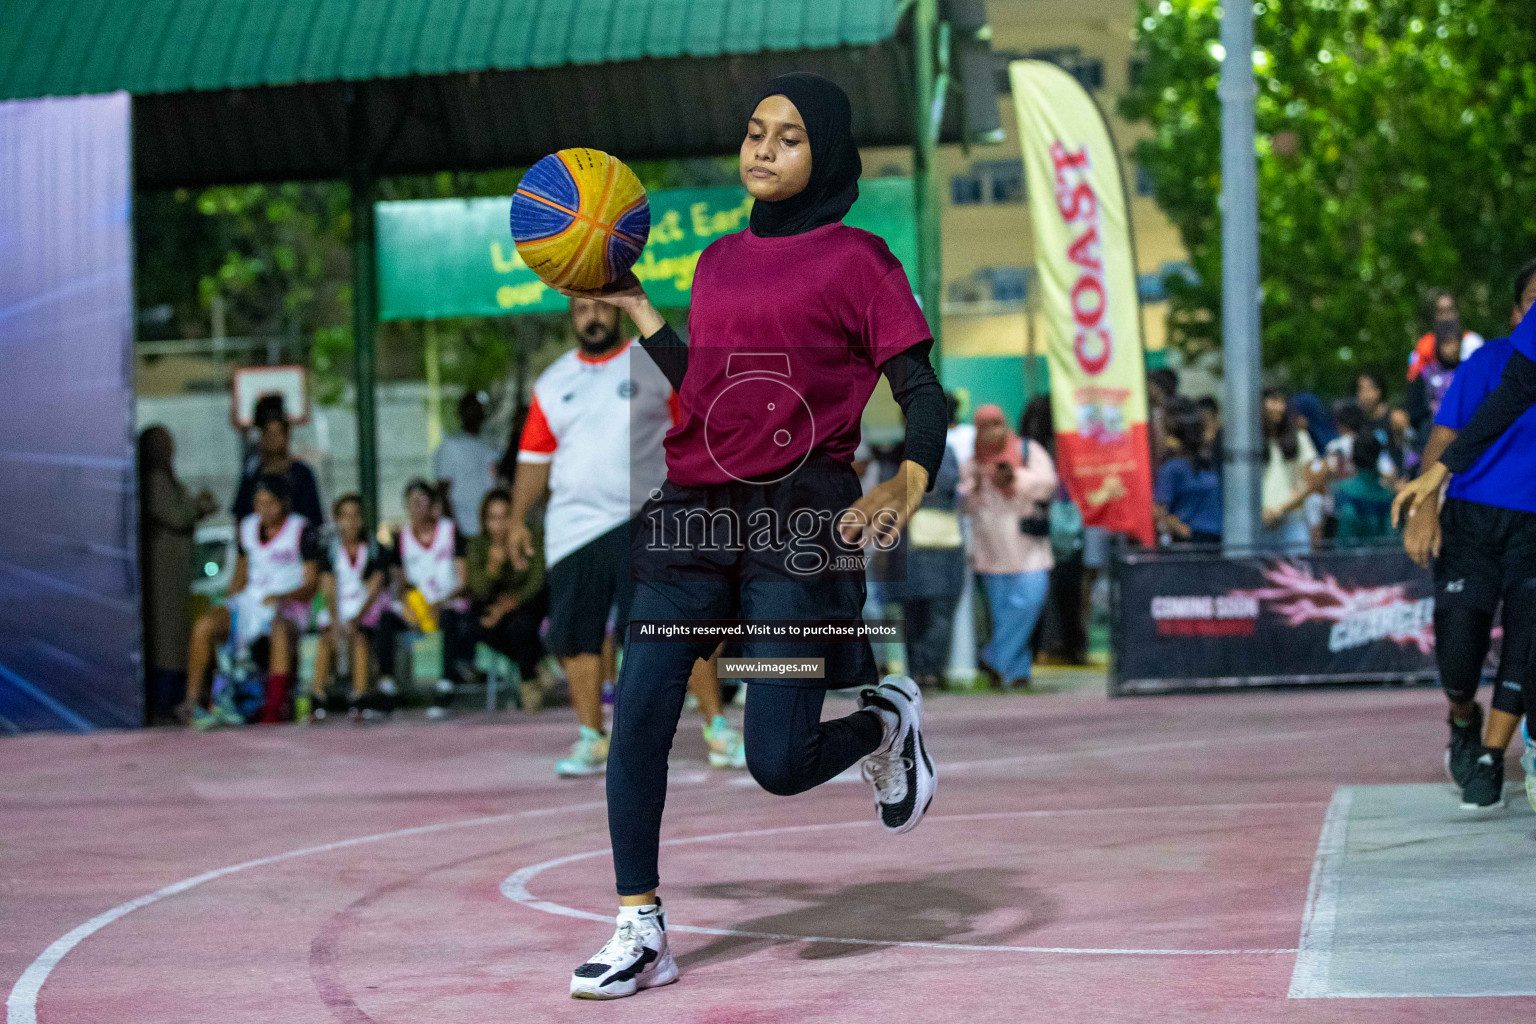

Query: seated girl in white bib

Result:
[181,475,320,728]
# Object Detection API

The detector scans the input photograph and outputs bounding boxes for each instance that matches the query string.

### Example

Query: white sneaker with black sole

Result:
[859,675,936,834]
[569,902,677,999]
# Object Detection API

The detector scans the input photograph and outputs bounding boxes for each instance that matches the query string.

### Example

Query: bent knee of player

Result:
[745,743,812,797]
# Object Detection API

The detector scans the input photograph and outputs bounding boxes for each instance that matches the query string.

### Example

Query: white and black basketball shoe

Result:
[569,902,677,999]
[859,675,936,834]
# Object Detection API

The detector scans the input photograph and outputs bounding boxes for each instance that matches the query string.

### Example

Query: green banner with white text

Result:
[376,178,916,321]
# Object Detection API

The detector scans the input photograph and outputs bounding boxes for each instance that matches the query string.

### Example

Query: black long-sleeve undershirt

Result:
[880,339,946,490]
[637,326,946,490]
[637,323,690,393]
[1441,350,1536,474]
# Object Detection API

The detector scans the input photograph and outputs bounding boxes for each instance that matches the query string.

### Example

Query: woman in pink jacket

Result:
[961,405,1058,688]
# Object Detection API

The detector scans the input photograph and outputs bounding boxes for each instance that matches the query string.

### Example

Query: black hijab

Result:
[747,73,863,238]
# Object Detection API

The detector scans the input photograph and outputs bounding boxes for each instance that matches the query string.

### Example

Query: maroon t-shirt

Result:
[664,223,931,486]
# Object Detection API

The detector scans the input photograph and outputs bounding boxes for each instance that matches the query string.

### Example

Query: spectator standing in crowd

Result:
[232,395,324,526]
[1406,321,1464,441]
[1356,370,1416,475]
[1292,392,1337,453]
[962,404,1057,689]
[180,475,321,729]
[1331,434,1396,544]
[1260,387,1322,553]
[944,391,974,459]
[311,494,387,720]
[1154,400,1223,545]
[375,479,472,719]
[1407,289,1483,382]
[1197,395,1222,447]
[138,426,219,724]
[434,391,501,538]
[1145,367,1180,468]
[1356,371,1393,438]
[1020,397,1088,665]
[466,487,550,713]
[510,297,743,777]
[1326,400,1399,482]
[870,431,965,690]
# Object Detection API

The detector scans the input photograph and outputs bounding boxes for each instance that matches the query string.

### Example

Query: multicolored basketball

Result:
[508,149,650,292]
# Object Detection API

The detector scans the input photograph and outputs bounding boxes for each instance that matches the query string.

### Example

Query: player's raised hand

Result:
[556,271,666,336]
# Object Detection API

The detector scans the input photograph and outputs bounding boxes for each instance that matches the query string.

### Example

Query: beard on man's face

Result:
[576,317,621,353]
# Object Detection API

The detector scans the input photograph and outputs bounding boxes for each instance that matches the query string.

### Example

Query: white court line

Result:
[5,791,1327,1022]
[732,727,1367,785]
[503,805,1315,956]
[4,800,608,1024]
[1287,786,1354,998]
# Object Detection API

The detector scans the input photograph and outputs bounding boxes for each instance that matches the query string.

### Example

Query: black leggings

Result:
[606,650,882,896]
[374,607,477,689]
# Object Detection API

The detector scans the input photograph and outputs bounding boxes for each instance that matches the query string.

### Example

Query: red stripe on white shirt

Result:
[517,394,557,463]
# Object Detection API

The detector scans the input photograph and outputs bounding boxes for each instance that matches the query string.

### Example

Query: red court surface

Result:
[3,676,1532,1023]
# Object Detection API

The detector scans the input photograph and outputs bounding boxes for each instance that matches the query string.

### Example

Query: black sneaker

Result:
[1459,748,1506,811]
[1445,704,1484,788]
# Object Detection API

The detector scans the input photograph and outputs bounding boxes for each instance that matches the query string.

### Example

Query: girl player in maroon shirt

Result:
[555,73,949,999]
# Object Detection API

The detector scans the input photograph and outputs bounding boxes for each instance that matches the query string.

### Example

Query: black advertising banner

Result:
[1112,546,1442,694]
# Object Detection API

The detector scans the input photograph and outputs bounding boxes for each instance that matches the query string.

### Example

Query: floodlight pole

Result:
[347,86,380,531]
[913,0,946,353]
[1219,1,1262,549]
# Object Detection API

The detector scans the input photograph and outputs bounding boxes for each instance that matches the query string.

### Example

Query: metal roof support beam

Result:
[347,84,381,531]
[912,0,946,358]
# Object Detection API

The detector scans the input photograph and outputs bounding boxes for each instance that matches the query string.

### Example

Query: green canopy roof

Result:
[0,0,933,187]
[0,0,904,100]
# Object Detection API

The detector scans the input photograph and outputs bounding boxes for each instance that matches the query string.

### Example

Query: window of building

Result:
[987,267,1029,303]
[1069,57,1105,90]
[1004,47,1106,92]
[948,277,986,305]
[1138,262,1201,303]
[951,160,1024,206]
[1128,55,1148,89]
[951,175,984,205]
[951,268,1030,306]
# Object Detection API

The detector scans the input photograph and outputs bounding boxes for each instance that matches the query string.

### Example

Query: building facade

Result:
[861,0,1188,428]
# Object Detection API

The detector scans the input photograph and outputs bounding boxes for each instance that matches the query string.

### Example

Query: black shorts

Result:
[1435,498,1536,699]
[546,520,636,657]
[627,455,875,689]
[1435,499,1536,612]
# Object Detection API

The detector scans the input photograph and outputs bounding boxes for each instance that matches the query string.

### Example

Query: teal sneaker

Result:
[211,691,246,727]
[189,706,219,732]
[703,715,746,769]
[556,726,610,777]
[1521,719,1535,814]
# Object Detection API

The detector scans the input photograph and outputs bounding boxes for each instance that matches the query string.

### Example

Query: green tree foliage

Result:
[1121,0,1536,392]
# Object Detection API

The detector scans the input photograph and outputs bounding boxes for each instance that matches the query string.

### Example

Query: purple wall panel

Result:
[0,93,140,731]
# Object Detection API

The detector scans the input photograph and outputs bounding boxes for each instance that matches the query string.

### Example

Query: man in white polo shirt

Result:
[510,297,744,777]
